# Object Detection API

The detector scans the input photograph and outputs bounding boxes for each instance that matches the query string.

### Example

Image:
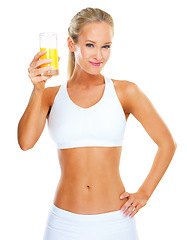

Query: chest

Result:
[47,78,127,150]
[66,79,129,120]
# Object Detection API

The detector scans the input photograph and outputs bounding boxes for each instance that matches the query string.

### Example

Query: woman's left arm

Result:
[119,82,177,217]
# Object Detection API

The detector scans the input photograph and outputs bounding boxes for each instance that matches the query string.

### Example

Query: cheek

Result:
[103,50,111,60]
[80,47,90,59]
[75,48,89,62]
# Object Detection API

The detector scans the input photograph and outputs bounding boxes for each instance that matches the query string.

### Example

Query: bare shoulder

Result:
[111,78,138,94]
[111,78,139,113]
[43,85,61,106]
[41,85,61,118]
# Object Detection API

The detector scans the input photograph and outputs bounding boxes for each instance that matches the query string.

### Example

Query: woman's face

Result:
[71,21,114,75]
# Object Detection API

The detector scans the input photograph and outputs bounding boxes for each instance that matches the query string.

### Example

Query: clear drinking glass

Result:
[39,32,59,76]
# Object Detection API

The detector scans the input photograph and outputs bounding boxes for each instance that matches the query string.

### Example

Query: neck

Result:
[69,65,104,88]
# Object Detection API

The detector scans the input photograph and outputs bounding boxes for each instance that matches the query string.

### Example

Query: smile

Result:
[89,62,102,67]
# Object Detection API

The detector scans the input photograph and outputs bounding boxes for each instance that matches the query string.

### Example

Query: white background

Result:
[1,0,186,239]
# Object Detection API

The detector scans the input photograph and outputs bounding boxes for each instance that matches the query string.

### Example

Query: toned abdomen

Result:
[53,146,128,214]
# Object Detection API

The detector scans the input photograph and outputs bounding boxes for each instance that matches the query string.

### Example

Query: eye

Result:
[86,43,94,47]
[103,45,111,49]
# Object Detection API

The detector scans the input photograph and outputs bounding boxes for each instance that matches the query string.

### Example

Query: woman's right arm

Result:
[17,51,53,151]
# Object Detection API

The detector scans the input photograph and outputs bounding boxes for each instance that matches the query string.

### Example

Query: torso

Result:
[46,78,130,214]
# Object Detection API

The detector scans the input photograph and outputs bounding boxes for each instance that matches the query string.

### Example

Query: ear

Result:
[67,36,76,52]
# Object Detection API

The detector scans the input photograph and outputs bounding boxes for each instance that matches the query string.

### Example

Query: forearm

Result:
[18,87,44,150]
[138,142,177,200]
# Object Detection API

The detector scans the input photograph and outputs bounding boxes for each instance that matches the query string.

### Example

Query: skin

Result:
[18,22,177,217]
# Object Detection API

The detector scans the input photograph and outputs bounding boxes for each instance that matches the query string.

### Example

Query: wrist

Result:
[33,85,45,95]
[137,188,152,201]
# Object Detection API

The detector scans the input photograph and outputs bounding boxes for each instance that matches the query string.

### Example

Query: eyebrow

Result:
[85,40,112,44]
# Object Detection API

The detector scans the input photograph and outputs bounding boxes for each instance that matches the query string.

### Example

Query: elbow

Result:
[167,139,177,152]
[17,129,35,151]
[170,136,177,151]
[173,140,177,150]
[157,138,177,151]
[170,140,177,160]
[168,139,177,154]
[18,139,34,151]
[19,144,32,151]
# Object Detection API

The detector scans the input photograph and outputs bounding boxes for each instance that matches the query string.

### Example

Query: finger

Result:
[121,194,136,210]
[29,58,52,72]
[123,199,139,216]
[120,198,134,212]
[58,56,60,62]
[30,50,46,67]
[29,66,53,78]
[123,204,135,216]
[129,204,141,218]
[124,197,134,208]
[29,70,52,83]
[120,192,130,199]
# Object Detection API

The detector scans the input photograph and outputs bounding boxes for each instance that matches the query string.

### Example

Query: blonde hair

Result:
[67,7,114,79]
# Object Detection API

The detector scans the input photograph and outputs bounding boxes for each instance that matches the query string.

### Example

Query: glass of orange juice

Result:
[39,32,59,76]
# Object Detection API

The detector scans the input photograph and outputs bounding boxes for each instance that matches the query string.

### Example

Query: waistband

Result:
[50,203,129,223]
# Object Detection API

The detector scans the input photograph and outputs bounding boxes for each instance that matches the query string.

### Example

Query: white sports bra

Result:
[47,75,126,149]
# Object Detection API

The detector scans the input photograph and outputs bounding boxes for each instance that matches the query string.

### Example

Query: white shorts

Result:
[43,203,139,240]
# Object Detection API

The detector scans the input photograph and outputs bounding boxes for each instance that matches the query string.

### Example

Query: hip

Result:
[43,203,139,240]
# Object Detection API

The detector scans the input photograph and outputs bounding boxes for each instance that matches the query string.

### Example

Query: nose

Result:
[94,48,103,61]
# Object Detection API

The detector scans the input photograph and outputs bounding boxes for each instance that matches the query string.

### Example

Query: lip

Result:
[89,61,103,66]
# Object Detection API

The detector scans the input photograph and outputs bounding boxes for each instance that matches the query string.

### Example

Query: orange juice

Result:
[40,48,59,76]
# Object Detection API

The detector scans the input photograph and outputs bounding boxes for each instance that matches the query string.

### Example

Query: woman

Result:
[18,7,177,240]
